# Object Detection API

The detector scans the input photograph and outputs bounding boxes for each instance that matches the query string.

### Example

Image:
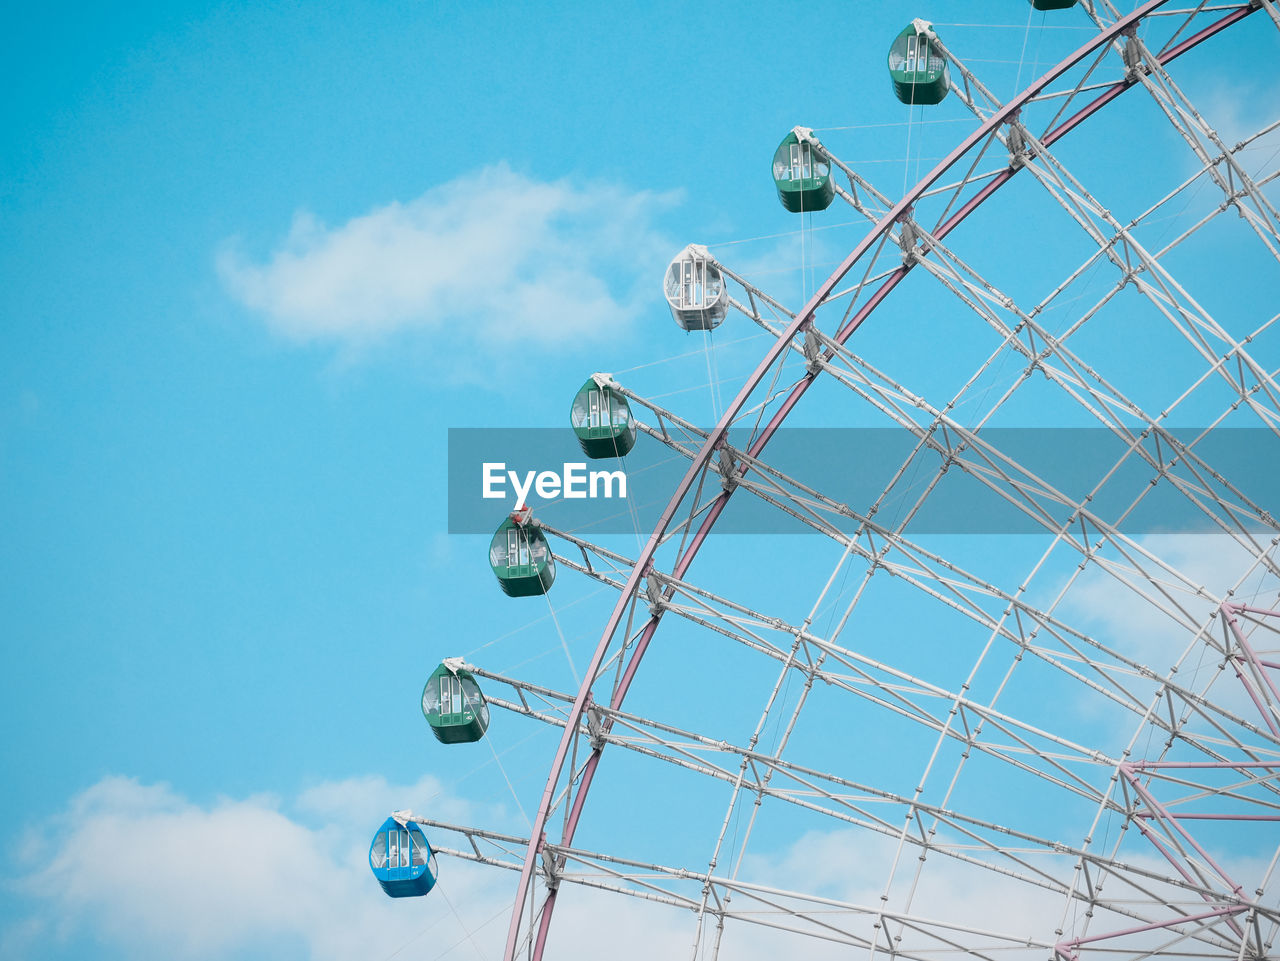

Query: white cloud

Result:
[4,773,769,961]
[1197,78,1280,156]
[5,774,513,961]
[1055,533,1280,736]
[1063,534,1275,671]
[1160,75,1280,205]
[8,772,1272,961]
[218,165,678,350]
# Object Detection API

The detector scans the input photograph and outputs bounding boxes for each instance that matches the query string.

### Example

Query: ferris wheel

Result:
[376,2,1280,959]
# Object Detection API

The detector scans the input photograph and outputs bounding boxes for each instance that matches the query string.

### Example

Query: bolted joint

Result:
[802,325,824,374]
[1006,121,1029,168]
[792,125,821,152]
[644,571,667,615]
[540,845,561,892]
[585,702,607,752]
[1121,31,1144,78]
[897,217,921,262]
[717,447,741,492]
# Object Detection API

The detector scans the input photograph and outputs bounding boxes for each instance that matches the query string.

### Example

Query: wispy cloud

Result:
[6,774,510,961]
[1056,533,1280,732]
[4,774,761,961]
[1062,534,1272,671]
[7,773,1272,960]
[218,165,679,351]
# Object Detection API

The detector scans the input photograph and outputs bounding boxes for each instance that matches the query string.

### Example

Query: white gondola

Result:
[664,244,728,331]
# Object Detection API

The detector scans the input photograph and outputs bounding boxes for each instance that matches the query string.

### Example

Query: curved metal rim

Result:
[504,3,1262,957]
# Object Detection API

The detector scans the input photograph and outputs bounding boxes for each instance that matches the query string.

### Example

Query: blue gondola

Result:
[369,815,437,898]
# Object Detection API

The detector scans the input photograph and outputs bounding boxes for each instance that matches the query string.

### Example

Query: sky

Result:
[3,2,1280,960]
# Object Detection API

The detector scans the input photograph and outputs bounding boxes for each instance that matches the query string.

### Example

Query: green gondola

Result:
[422,660,490,744]
[772,128,835,214]
[888,20,950,106]
[1031,0,1077,9]
[570,376,636,459]
[489,512,555,597]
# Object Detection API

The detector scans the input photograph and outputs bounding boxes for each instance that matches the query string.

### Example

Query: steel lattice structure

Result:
[397,2,1280,959]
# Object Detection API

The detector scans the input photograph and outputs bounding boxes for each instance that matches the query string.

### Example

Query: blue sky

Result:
[4,3,1280,959]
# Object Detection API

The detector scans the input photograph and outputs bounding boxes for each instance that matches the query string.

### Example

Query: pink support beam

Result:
[1130,761,1278,770]
[1126,803,1214,890]
[1134,813,1280,821]
[1119,764,1249,943]
[1226,604,1280,618]
[1053,905,1248,961]
[1228,662,1280,737]
[501,5,1264,958]
[1122,764,1246,897]
[1126,759,1279,820]
[1221,603,1280,729]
